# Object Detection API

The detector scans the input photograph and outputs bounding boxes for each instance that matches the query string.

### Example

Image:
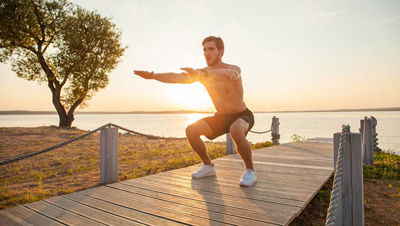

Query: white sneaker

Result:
[191,163,216,179]
[240,169,257,187]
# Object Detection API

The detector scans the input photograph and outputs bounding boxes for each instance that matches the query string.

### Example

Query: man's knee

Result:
[230,122,246,141]
[185,124,195,137]
[186,123,201,137]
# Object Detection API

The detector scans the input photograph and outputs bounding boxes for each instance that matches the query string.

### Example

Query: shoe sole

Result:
[191,172,216,179]
[240,180,257,187]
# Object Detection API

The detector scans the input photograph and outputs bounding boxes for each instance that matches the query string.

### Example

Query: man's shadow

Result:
[190,174,226,224]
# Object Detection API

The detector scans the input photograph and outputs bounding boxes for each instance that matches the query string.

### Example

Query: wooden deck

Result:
[0,139,334,226]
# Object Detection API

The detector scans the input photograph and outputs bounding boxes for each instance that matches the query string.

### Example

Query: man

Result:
[134,36,256,186]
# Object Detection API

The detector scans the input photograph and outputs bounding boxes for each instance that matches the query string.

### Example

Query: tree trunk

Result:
[51,86,71,128]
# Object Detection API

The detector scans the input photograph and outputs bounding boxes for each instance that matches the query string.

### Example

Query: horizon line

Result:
[0,107,399,115]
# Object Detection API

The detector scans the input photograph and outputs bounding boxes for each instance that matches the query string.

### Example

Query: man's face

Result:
[203,41,223,66]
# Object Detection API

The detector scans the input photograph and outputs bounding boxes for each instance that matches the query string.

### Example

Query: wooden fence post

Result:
[371,116,380,152]
[333,132,364,226]
[364,118,374,166]
[226,133,237,155]
[271,116,280,145]
[100,127,119,184]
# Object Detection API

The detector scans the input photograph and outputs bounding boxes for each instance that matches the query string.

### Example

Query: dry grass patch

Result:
[0,126,228,209]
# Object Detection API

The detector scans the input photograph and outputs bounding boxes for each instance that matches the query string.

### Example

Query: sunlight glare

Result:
[188,113,205,124]
[169,83,213,111]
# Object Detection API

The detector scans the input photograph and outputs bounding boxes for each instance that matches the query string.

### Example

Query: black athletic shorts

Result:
[201,108,255,140]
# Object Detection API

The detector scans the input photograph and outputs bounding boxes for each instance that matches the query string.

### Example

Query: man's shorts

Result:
[200,108,255,140]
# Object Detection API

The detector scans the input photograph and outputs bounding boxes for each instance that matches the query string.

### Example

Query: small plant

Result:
[291,134,307,142]
[2,179,7,194]
[251,141,274,149]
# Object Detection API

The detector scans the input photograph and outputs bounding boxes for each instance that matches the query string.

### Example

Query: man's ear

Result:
[219,48,224,57]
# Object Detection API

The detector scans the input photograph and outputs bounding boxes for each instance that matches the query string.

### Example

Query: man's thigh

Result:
[189,119,214,137]
[230,118,250,135]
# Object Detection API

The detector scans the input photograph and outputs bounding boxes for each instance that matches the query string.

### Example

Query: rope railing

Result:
[325,124,351,226]
[1,116,280,166]
[0,123,186,167]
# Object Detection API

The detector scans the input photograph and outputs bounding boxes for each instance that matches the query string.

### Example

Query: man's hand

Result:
[133,70,154,79]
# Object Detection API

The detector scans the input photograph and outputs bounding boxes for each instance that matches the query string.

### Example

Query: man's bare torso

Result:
[200,64,247,114]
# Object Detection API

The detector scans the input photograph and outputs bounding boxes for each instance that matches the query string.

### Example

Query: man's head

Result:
[202,36,224,66]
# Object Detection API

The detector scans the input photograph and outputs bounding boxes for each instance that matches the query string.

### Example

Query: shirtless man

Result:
[134,36,256,186]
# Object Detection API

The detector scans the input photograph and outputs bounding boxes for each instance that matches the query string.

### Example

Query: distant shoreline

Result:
[1,107,399,115]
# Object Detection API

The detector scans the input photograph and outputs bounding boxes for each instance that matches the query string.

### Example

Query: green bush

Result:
[363,150,400,180]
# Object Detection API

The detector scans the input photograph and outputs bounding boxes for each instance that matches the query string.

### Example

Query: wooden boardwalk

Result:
[0,139,334,226]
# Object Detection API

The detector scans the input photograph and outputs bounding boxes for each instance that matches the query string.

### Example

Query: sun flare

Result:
[169,83,213,111]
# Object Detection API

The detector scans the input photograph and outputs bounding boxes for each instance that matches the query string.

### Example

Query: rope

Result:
[0,124,109,166]
[0,120,276,166]
[0,123,187,167]
[249,129,271,134]
[325,124,351,226]
[109,123,186,140]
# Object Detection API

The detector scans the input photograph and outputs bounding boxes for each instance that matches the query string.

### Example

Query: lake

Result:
[1,111,399,154]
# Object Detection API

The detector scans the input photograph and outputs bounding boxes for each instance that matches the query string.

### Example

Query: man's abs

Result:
[203,78,246,114]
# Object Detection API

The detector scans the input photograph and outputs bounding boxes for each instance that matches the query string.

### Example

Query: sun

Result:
[169,83,213,111]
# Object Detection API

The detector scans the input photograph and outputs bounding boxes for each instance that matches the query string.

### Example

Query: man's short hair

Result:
[202,36,224,51]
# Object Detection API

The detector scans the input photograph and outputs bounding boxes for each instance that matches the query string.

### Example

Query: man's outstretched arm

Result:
[133,70,199,84]
[181,65,241,82]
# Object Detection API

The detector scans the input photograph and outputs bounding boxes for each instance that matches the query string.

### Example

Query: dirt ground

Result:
[290,177,400,225]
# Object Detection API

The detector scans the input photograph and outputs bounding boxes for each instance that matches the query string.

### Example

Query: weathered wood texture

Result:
[226,133,237,155]
[361,117,374,165]
[1,140,334,226]
[272,117,280,145]
[333,133,364,226]
[100,128,119,184]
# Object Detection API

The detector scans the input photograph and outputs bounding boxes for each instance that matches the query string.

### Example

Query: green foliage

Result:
[363,150,400,180]
[291,134,307,142]
[0,0,126,126]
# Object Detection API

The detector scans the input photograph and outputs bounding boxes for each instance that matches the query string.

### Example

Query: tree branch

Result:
[67,97,84,117]
[42,35,55,53]
[30,0,45,48]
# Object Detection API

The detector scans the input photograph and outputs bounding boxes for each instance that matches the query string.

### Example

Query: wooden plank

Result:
[84,185,277,226]
[62,192,183,226]
[252,153,333,161]
[154,168,327,189]
[211,158,332,170]
[2,206,63,226]
[0,210,28,226]
[76,187,228,226]
[24,201,104,225]
[122,177,304,207]
[140,173,312,202]
[44,196,144,225]
[165,161,332,178]
[106,183,293,225]
[115,180,301,215]
[149,172,318,195]
[248,156,333,166]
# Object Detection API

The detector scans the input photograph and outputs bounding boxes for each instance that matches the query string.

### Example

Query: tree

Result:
[0,0,126,127]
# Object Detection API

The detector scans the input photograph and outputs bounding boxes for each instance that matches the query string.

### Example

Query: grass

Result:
[363,150,400,180]
[0,126,274,210]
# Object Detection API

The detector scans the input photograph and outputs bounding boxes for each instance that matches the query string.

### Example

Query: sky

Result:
[1,0,399,112]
